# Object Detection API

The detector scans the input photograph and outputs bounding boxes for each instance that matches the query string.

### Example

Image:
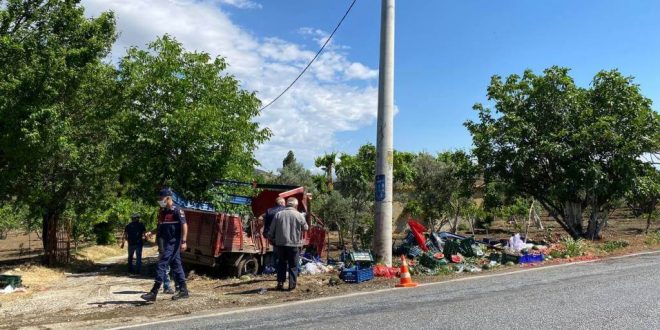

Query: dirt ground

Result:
[0,215,658,329]
[0,232,42,262]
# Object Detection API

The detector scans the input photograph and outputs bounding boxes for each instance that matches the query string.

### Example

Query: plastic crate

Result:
[520,253,544,264]
[340,266,374,283]
[489,253,521,264]
[0,275,22,288]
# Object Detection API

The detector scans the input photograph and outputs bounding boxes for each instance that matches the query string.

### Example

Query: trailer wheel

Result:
[236,256,259,277]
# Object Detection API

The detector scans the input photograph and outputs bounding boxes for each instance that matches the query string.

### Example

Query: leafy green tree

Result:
[315,152,337,192]
[409,151,477,232]
[466,67,660,239]
[116,35,270,200]
[274,160,315,191]
[627,167,660,234]
[313,191,352,249]
[0,0,117,263]
[336,144,375,248]
[282,150,297,168]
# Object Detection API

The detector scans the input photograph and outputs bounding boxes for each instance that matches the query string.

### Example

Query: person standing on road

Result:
[141,188,189,301]
[267,197,308,291]
[121,213,146,274]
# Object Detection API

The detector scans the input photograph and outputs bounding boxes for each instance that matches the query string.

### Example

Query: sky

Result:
[82,0,660,171]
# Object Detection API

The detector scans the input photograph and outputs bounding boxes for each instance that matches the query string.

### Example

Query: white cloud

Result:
[217,0,262,10]
[82,0,378,170]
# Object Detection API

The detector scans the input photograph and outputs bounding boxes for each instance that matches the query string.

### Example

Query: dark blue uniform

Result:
[125,221,146,273]
[154,205,187,290]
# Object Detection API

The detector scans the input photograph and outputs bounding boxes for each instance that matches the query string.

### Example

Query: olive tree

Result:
[466,67,660,239]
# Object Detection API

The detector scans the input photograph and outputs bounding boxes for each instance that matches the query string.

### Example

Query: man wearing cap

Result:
[267,197,308,291]
[141,188,190,301]
[121,213,146,274]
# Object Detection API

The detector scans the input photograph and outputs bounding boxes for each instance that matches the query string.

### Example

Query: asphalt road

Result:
[122,252,660,330]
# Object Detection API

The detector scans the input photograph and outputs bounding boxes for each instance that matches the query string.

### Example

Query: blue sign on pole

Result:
[375,174,386,202]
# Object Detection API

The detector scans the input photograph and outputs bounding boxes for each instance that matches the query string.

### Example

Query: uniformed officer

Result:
[141,188,190,301]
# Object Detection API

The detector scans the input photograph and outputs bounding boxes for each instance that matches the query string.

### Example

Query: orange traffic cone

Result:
[396,255,418,288]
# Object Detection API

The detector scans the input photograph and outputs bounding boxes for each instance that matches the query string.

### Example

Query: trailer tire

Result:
[236,256,259,277]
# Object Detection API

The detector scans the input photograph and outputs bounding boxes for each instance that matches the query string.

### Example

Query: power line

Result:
[259,0,358,112]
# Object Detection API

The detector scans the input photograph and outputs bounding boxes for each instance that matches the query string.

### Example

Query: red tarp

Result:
[407,219,429,252]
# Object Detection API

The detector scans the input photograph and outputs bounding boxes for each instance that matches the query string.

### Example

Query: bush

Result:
[561,237,586,257]
[93,222,115,245]
[645,231,660,245]
[601,240,630,252]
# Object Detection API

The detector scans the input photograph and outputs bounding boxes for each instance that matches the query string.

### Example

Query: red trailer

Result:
[175,182,326,277]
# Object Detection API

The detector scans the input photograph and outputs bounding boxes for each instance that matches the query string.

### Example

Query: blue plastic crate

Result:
[340,266,374,283]
[519,253,544,264]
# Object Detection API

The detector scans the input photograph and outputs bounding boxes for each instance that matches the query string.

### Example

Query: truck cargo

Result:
[171,181,326,277]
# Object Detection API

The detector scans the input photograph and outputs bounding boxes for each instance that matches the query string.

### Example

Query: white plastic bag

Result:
[508,233,525,252]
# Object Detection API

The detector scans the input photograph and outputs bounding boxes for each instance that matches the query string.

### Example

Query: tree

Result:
[627,167,660,234]
[314,191,352,249]
[116,35,270,200]
[335,144,375,249]
[283,151,296,168]
[466,67,660,239]
[409,151,477,232]
[315,152,337,192]
[0,0,118,264]
[273,160,315,191]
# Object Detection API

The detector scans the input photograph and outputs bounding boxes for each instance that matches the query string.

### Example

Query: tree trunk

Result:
[350,211,358,250]
[42,210,60,266]
[645,213,652,235]
[564,201,584,236]
[451,213,460,234]
[586,209,608,240]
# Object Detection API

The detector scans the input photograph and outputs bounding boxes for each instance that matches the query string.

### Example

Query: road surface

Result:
[122,252,660,330]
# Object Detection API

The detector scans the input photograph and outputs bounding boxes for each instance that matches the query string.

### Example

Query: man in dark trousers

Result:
[121,213,146,274]
[267,197,308,291]
[141,188,189,301]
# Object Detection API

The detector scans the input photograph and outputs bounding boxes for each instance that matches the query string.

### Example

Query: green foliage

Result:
[466,67,660,239]
[561,237,586,257]
[0,202,30,238]
[335,144,376,248]
[116,35,270,200]
[283,151,297,168]
[644,231,660,245]
[93,222,115,245]
[315,152,337,192]
[410,150,477,230]
[206,184,259,216]
[601,240,629,252]
[274,161,315,192]
[626,167,660,233]
[0,0,119,259]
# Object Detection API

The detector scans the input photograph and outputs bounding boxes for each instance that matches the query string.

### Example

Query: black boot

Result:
[141,291,157,301]
[172,283,189,300]
[141,283,160,301]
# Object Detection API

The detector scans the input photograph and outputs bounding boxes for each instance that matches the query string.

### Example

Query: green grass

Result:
[601,240,630,252]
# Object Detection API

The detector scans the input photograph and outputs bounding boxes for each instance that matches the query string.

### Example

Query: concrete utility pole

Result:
[374,0,395,266]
